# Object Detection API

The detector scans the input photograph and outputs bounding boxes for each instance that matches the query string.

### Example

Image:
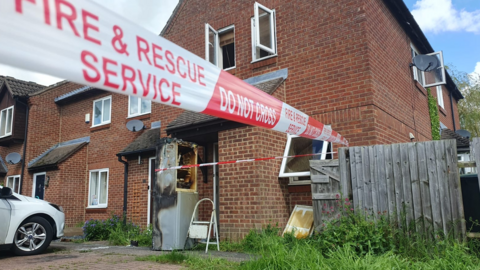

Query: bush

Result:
[82,214,152,247]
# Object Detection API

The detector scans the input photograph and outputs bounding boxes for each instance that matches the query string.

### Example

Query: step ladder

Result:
[184,198,220,253]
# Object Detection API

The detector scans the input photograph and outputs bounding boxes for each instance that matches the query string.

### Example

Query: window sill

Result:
[251,56,278,69]
[126,113,151,121]
[414,81,427,96]
[86,207,107,213]
[439,106,447,116]
[225,68,236,75]
[288,184,311,193]
[0,134,12,139]
[90,123,111,132]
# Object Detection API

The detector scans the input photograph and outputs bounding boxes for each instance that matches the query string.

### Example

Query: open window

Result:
[411,44,446,88]
[423,51,446,88]
[279,134,332,185]
[0,106,13,138]
[205,24,235,70]
[251,2,277,61]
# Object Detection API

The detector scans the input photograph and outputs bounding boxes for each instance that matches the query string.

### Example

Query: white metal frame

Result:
[32,172,46,198]
[6,175,21,193]
[254,2,276,54]
[91,95,112,127]
[279,134,329,178]
[436,85,445,109]
[205,23,219,67]
[127,96,151,118]
[0,105,14,138]
[185,198,220,253]
[87,168,109,208]
[147,157,155,225]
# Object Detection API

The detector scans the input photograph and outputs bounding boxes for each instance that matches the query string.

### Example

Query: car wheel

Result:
[12,216,53,256]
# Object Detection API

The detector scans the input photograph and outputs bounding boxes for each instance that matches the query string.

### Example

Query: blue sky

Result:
[403,0,480,76]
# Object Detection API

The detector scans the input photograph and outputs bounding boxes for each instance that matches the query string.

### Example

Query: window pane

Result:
[130,96,139,115]
[99,172,108,204]
[0,110,6,136]
[6,177,13,189]
[141,99,151,114]
[6,108,12,134]
[103,98,111,123]
[94,100,102,125]
[208,28,217,65]
[284,137,325,173]
[14,177,20,193]
[258,9,272,49]
[90,172,99,205]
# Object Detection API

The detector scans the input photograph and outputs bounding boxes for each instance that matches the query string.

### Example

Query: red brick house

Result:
[1,0,463,240]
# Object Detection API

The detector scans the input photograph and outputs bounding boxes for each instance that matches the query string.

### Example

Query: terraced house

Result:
[0,0,463,240]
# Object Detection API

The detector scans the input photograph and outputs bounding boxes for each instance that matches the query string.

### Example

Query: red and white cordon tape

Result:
[0,1,348,146]
[155,152,337,172]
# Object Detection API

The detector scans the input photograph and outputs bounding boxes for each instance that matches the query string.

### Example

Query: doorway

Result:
[213,143,220,236]
[32,172,46,200]
[147,157,155,225]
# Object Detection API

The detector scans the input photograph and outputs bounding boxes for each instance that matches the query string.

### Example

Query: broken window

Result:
[205,24,235,70]
[251,2,277,61]
[279,134,332,184]
[92,96,111,127]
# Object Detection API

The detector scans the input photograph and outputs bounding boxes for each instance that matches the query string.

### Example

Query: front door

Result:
[213,143,220,237]
[33,173,46,200]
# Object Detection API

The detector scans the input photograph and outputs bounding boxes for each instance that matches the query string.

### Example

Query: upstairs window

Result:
[436,85,444,109]
[0,106,13,138]
[251,2,277,61]
[411,44,446,88]
[128,96,151,118]
[205,24,236,70]
[279,134,332,185]
[92,96,111,127]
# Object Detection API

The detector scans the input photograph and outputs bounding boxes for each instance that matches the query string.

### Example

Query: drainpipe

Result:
[117,154,128,224]
[15,97,29,195]
[449,91,456,131]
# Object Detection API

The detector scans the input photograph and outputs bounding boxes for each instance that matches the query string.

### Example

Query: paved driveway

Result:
[0,241,251,270]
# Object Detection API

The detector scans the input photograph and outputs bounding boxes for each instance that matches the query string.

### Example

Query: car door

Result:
[0,198,11,244]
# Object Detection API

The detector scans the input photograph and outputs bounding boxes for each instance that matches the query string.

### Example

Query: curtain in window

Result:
[99,171,107,204]
[90,172,99,205]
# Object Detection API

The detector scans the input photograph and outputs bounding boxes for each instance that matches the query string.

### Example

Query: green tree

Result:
[446,66,480,138]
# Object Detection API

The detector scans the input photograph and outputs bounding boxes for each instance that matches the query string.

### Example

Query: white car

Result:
[0,186,65,255]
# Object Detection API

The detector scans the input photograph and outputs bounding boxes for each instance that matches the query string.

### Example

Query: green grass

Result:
[136,251,238,270]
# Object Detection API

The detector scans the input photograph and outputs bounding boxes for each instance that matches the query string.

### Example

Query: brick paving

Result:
[0,241,252,269]
[0,249,181,270]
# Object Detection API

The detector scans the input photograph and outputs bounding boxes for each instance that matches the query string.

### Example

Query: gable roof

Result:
[28,136,90,171]
[160,0,462,100]
[0,75,45,97]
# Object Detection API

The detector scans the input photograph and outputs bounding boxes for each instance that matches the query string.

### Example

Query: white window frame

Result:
[205,23,219,67]
[0,106,14,138]
[6,175,21,193]
[436,85,444,109]
[87,168,109,208]
[91,96,112,127]
[128,96,151,118]
[422,51,446,88]
[251,2,277,62]
[205,24,236,70]
[279,134,330,179]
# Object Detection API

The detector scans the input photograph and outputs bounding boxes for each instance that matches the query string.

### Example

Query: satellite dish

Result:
[455,129,471,139]
[6,152,21,165]
[412,54,440,72]
[126,119,145,132]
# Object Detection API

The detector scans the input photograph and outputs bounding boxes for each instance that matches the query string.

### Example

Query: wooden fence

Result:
[311,139,466,238]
